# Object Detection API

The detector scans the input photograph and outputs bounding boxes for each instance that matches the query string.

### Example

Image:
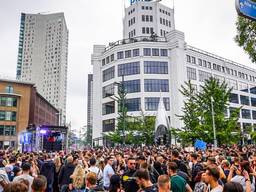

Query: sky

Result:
[0,0,254,131]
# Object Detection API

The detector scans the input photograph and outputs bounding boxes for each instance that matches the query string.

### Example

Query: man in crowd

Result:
[103,156,115,190]
[31,175,47,192]
[157,175,170,192]
[122,157,139,192]
[203,165,223,192]
[135,169,158,192]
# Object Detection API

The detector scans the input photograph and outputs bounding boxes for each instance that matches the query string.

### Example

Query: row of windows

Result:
[103,48,168,66]
[103,84,115,98]
[102,119,115,132]
[102,97,170,116]
[160,18,171,27]
[128,29,136,38]
[186,54,256,83]
[142,15,153,22]
[142,6,153,10]
[128,17,136,26]
[103,60,168,82]
[230,107,256,120]
[0,97,17,107]
[0,125,16,136]
[0,111,16,121]
[230,93,256,107]
[142,27,154,34]
[159,8,171,16]
[128,8,136,15]
[160,29,168,37]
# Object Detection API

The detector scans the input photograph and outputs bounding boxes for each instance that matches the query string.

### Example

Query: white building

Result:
[91,0,256,145]
[16,12,68,124]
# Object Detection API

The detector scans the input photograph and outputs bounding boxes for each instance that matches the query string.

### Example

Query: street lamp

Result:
[210,96,217,148]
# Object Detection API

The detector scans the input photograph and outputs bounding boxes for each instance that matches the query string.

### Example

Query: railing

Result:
[105,35,167,51]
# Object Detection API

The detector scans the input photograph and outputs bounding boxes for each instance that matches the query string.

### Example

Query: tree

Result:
[178,77,240,146]
[235,1,256,63]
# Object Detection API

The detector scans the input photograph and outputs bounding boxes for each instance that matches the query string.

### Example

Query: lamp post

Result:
[210,96,217,148]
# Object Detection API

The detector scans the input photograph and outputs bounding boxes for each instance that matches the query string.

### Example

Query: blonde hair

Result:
[70,164,85,189]
[54,156,62,172]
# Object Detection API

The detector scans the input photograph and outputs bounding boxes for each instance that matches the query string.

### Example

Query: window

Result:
[106,56,110,64]
[252,111,256,120]
[150,15,153,22]
[118,62,140,76]
[207,62,212,69]
[187,67,197,80]
[143,48,151,56]
[0,125,15,136]
[123,79,140,93]
[103,119,115,132]
[102,101,115,115]
[199,70,211,82]
[160,49,168,57]
[142,15,145,22]
[142,27,145,34]
[198,59,202,66]
[250,86,256,94]
[229,93,239,104]
[0,111,16,121]
[242,109,251,119]
[133,49,140,57]
[160,18,162,24]
[145,97,170,111]
[152,48,159,56]
[251,98,256,107]
[240,95,250,106]
[144,61,168,74]
[102,84,114,98]
[117,51,124,60]
[125,98,141,111]
[0,97,17,107]
[5,86,14,94]
[144,79,169,92]
[110,54,114,62]
[191,57,196,64]
[150,28,154,34]
[125,50,132,58]
[186,55,191,63]
[103,66,115,82]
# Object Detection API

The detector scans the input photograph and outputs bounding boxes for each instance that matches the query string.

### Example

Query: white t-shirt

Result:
[89,166,103,180]
[13,174,34,192]
[207,184,223,192]
[103,164,114,188]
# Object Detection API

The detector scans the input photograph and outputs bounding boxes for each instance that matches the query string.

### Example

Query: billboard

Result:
[236,0,256,21]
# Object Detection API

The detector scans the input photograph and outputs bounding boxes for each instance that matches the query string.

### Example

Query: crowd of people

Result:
[0,145,256,192]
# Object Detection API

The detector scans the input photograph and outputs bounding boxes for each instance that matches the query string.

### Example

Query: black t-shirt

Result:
[122,169,139,192]
[140,184,158,192]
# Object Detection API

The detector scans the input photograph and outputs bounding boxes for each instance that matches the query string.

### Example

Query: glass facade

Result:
[144,79,169,92]
[0,125,16,136]
[253,110,256,120]
[241,109,251,119]
[250,86,256,94]
[102,119,115,132]
[187,67,197,80]
[103,66,115,82]
[102,101,115,115]
[240,95,250,106]
[118,62,140,76]
[0,97,17,107]
[144,61,168,74]
[102,84,115,98]
[125,98,141,111]
[0,111,16,121]
[123,80,140,93]
[229,93,239,104]
[145,97,170,111]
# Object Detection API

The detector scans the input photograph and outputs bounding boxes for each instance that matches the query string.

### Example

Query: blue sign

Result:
[130,0,153,6]
[194,140,207,150]
[236,0,256,21]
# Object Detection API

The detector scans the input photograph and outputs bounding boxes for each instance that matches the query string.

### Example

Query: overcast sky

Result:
[0,0,254,131]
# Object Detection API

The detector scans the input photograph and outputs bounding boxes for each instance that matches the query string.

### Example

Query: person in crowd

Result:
[40,154,55,192]
[223,182,243,192]
[4,181,28,192]
[58,156,75,192]
[103,156,115,191]
[5,156,17,182]
[157,175,170,192]
[122,157,139,192]
[69,164,86,191]
[172,150,189,174]
[88,157,103,189]
[168,162,192,192]
[191,153,204,189]
[13,162,34,192]
[109,174,123,192]
[203,164,223,192]
[53,156,62,192]
[85,172,98,192]
[31,175,47,192]
[194,171,207,192]
[134,169,157,192]
[0,159,9,191]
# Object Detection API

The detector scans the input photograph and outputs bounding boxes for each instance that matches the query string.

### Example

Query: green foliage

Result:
[177,77,240,146]
[235,15,256,63]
